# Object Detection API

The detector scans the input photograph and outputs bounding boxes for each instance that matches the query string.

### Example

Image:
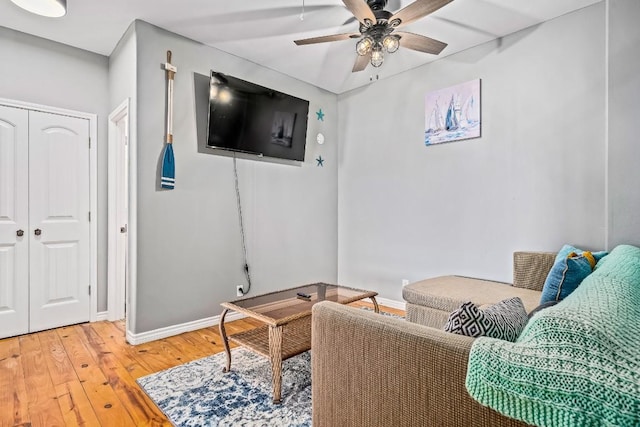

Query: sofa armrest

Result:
[311,302,528,427]
[512,251,556,291]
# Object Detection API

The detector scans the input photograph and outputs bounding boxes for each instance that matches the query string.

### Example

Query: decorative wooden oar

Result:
[161,50,177,189]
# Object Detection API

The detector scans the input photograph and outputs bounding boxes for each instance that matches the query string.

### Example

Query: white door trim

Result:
[108,99,129,321]
[126,100,137,342]
[0,97,99,323]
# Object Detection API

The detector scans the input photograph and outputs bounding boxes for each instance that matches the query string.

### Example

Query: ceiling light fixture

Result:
[10,0,67,17]
[355,27,400,68]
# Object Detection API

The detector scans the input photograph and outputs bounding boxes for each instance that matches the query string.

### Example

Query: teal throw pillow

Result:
[539,244,608,304]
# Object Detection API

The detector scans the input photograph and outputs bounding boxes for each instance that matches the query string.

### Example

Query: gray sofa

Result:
[311,251,555,427]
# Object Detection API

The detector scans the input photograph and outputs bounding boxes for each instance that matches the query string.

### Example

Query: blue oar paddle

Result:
[162,50,176,189]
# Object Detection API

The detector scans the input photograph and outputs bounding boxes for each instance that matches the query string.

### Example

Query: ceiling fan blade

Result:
[343,16,358,26]
[294,32,360,45]
[397,31,447,54]
[352,53,371,72]
[342,0,377,25]
[390,0,453,28]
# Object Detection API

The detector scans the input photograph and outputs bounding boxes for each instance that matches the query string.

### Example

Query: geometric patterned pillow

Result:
[443,297,529,342]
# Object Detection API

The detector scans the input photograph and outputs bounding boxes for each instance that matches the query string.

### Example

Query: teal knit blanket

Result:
[466,245,640,427]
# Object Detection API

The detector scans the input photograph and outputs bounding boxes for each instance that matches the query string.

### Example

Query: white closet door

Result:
[29,111,91,332]
[0,105,29,338]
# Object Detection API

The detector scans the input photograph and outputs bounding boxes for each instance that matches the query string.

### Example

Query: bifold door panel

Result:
[0,105,29,338]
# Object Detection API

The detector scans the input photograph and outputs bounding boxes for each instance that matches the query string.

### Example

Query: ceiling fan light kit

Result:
[10,0,66,17]
[294,0,453,72]
[355,34,400,68]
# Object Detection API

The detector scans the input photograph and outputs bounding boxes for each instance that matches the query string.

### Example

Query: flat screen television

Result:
[207,71,310,162]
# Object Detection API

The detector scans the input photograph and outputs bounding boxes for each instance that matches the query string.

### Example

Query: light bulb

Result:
[209,85,219,100]
[211,85,232,103]
[356,37,374,56]
[10,0,66,17]
[371,44,384,68]
[219,88,232,103]
[382,35,400,53]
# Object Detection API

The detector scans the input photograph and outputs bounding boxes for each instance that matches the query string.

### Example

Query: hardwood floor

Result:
[0,302,403,426]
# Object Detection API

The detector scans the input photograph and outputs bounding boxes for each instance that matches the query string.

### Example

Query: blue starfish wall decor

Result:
[316,108,325,121]
[316,156,324,167]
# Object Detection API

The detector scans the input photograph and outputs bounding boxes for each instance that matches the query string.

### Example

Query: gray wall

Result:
[109,24,137,112]
[608,0,640,247]
[0,26,110,312]
[108,23,137,327]
[132,21,338,333]
[5,0,636,331]
[337,4,607,301]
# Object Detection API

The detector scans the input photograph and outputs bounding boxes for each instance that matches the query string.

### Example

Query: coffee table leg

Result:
[219,309,232,373]
[370,296,380,313]
[269,325,283,404]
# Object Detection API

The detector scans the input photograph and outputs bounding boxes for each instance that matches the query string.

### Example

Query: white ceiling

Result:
[0,0,600,94]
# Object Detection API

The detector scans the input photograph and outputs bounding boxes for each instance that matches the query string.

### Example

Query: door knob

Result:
[120,225,127,233]
[34,228,42,236]
[17,229,24,237]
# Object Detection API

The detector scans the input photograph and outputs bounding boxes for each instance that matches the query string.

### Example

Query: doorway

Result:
[108,99,129,321]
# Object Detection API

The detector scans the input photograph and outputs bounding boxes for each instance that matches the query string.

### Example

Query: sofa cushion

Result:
[539,244,608,304]
[444,297,528,342]
[403,275,542,314]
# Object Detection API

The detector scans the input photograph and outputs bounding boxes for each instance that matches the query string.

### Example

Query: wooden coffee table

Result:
[219,283,378,403]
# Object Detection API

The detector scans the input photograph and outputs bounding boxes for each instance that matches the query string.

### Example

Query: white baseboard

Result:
[125,311,246,345]
[95,311,109,321]
[124,298,405,346]
[375,297,406,311]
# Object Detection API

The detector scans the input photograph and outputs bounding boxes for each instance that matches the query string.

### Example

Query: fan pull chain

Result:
[300,0,305,20]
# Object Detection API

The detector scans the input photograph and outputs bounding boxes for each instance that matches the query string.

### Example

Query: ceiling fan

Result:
[294,0,453,72]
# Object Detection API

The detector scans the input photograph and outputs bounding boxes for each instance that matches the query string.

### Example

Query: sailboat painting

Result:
[425,79,481,146]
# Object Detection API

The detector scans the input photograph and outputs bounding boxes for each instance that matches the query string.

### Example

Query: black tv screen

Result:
[207,71,310,162]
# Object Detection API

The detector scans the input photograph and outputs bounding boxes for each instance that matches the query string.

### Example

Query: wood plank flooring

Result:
[0,302,403,426]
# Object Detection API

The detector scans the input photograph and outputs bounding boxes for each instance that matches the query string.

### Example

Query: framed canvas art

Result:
[425,79,481,146]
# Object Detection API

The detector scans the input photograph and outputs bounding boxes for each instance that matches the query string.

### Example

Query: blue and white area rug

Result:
[137,348,311,427]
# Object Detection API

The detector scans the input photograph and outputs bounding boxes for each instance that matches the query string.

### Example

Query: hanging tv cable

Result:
[233,152,252,295]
